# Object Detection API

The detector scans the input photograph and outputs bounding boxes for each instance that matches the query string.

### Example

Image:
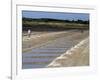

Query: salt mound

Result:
[47,37,89,67]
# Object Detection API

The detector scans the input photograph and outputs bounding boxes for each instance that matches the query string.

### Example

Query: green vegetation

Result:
[22,17,89,31]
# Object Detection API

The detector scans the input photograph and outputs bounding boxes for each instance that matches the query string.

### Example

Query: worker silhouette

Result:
[28,29,31,38]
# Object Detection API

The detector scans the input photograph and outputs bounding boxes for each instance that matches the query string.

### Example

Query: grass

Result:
[23,19,89,31]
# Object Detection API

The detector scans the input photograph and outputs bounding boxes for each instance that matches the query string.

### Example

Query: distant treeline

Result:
[22,17,89,31]
[23,17,89,24]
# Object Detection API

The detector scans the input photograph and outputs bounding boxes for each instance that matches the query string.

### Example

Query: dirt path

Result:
[22,30,89,52]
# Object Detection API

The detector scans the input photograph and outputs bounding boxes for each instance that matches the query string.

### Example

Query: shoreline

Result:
[47,37,89,67]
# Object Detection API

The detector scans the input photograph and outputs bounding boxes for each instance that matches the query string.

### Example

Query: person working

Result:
[28,29,31,38]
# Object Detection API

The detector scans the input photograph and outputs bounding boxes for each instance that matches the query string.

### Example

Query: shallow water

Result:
[22,48,66,69]
[22,64,46,68]
[22,57,55,62]
[22,31,88,69]
[23,52,61,57]
[32,49,66,52]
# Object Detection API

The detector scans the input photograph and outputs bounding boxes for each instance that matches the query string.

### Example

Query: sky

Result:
[22,11,89,21]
